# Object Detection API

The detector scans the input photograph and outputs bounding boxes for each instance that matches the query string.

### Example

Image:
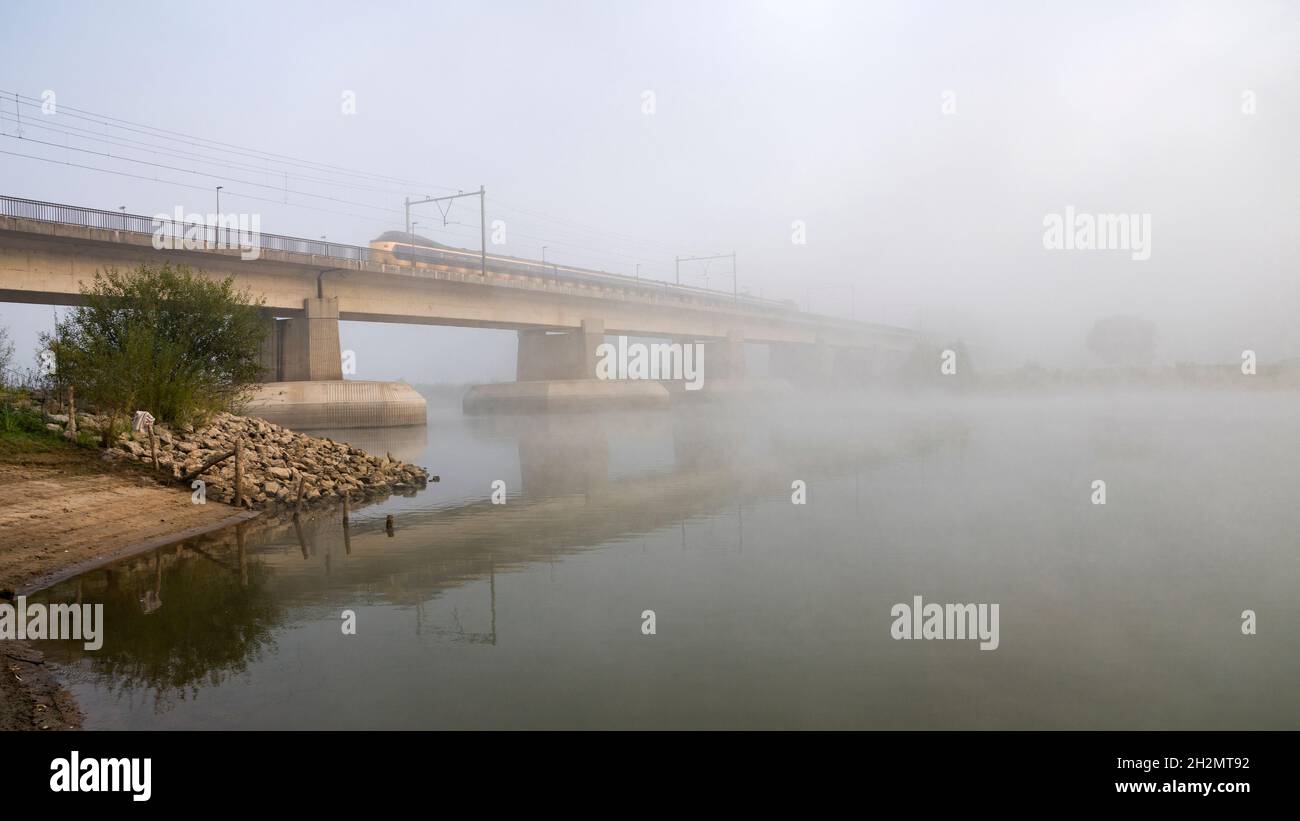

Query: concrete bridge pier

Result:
[283,297,344,381]
[467,317,669,413]
[707,330,748,381]
[259,297,345,382]
[829,346,876,385]
[769,340,834,386]
[246,296,427,429]
[516,318,606,381]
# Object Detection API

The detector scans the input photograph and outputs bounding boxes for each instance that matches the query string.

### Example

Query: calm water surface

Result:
[32,391,1300,729]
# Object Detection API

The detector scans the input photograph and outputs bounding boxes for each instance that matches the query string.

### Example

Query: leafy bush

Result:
[42,263,268,434]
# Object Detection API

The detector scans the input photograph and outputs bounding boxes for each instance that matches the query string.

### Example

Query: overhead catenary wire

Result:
[0,129,410,216]
[0,91,723,281]
[1,90,462,193]
[0,148,403,227]
[0,111,425,198]
[0,146,676,278]
[2,92,722,259]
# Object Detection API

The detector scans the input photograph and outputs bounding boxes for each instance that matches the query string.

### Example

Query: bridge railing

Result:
[0,196,163,235]
[0,195,374,263]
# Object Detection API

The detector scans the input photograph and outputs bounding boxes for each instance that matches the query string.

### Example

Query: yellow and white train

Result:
[368,231,796,311]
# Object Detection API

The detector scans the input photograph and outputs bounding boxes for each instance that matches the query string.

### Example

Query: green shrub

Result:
[41,263,269,433]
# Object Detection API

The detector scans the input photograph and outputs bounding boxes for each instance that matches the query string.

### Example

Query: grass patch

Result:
[0,393,96,452]
[0,398,52,436]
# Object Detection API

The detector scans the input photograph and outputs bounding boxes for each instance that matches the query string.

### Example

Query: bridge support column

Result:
[281,297,343,382]
[707,330,747,381]
[258,318,285,382]
[516,318,605,381]
[830,347,875,385]
[770,340,834,385]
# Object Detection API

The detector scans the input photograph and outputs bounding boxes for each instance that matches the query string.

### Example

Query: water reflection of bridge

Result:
[34,406,970,693]
[66,406,974,603]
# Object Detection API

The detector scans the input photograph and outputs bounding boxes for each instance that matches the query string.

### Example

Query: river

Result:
[28,390,1300,729]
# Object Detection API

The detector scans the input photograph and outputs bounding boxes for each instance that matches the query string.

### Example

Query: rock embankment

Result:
[48,411,431,509]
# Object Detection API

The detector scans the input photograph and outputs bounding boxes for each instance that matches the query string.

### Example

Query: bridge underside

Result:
[254,295,909,390]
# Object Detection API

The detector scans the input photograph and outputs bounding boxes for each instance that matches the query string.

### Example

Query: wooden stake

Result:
[294,476,305,515]
[341,495,352,555]
[150,430,159,472]
[233,439,243,508]
[66,387,77,438]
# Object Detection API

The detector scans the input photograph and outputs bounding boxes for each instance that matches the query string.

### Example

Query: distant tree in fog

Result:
[1086,315,1157,365]
[0,322,13,386]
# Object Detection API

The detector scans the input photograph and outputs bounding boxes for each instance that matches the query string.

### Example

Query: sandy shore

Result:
[0,441,256,596]
[0,438,256,729]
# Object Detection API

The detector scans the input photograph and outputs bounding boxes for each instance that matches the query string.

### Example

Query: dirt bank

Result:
[0,438,252,596]
[1,641,84,730]
[0,438,255,730]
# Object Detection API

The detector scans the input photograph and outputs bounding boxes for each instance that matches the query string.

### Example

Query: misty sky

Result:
[2,0,1297,380]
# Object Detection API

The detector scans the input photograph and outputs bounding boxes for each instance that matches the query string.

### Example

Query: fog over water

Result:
[28,390,1300,729]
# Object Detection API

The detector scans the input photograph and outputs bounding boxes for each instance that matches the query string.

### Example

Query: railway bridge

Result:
[0,195,932,422]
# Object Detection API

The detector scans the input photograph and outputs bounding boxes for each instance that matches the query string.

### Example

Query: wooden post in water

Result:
[341,493,352,554]
[294,476,305,515]
[293,514,309,559]
[236,524,248,587]
[233,439,243,508]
